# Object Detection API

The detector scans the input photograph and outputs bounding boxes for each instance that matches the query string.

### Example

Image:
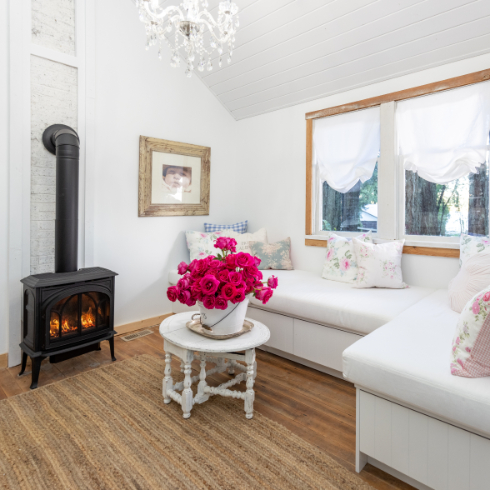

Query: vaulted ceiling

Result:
[198,0,490,120]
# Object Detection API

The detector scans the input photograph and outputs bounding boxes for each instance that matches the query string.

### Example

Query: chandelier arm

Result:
[144,3,183,21]
[195,19,228,44]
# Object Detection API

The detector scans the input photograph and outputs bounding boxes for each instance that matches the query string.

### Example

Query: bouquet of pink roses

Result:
[167,237,278,310]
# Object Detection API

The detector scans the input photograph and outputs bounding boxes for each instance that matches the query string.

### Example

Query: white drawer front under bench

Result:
[247,307,362,373]
[359,390,490,490]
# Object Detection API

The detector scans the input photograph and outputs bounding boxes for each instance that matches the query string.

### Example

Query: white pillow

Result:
[352,239,406,289]
[322,232,372,284]
[460,234,490,267]
[221,228,268,255]
[449,250,490,313]
[185,228,268,261]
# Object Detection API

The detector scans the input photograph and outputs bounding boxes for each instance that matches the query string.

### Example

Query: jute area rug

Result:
[0,355,373,490]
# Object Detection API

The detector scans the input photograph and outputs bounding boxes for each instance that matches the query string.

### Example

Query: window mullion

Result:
[378,101,397,240]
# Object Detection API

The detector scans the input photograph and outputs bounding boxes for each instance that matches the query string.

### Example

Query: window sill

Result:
[305,236,460,258]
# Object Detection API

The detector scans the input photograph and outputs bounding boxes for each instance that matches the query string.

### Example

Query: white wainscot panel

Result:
[358,391,490,490]
[246,308,293,353]
[293,319,362,372]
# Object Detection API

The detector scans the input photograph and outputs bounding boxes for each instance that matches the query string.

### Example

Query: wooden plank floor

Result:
[0,326,414,490]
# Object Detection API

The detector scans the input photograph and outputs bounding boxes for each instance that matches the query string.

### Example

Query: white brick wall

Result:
[30,52,77,274]
[31,0,75,56]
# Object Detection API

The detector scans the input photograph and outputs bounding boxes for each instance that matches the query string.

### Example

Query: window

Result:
[322,164,378,232]
[306,70,490,253]
[397,82,490,240]
[312,106,380,235]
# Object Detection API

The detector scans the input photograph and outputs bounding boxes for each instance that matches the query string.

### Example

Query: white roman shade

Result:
[397,81,490,184]
[313,107,380,193]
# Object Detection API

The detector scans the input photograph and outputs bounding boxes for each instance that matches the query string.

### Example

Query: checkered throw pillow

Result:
[204,221,248,234]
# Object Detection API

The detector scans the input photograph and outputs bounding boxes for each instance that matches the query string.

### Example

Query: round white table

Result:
[160,312,270,419]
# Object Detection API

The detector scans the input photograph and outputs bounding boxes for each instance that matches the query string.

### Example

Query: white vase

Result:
[197,297,249,336]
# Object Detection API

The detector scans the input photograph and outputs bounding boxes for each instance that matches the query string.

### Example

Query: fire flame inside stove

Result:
[50,317,60,338]
[81,307,95,329]
[49,307,95,338]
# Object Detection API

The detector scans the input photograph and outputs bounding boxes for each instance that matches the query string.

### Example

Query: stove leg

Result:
[109,337,116,361]
[18,352,28,376]
[30,357,43,390]
[95,342,101,351]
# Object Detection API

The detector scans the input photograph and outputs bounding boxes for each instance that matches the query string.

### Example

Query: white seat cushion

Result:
[249,270,433,335]
[343,290,490,438]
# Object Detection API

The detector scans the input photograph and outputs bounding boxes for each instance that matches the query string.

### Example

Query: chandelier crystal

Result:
[134,0,239,78]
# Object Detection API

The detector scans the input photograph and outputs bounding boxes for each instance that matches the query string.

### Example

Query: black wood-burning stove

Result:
[19,124,117,389]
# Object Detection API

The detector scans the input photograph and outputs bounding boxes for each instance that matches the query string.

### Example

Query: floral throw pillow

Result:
[460,234,490,267]
[185,230,227,262]
[322,232,372,284]
[451,286,490,378]
[352,239,406,289]
[221,228,268,255]
[249,238,293,270]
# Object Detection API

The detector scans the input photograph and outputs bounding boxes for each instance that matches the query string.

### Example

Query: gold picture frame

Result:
[138,136,210,217]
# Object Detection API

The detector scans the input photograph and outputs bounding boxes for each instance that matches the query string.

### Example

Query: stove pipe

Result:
[42,124,80,273]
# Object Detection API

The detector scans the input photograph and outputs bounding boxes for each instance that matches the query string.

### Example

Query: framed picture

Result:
[138,136,210,216]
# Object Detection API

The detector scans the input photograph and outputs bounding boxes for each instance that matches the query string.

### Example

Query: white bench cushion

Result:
[169,269,433,335]
[343,290,490,438]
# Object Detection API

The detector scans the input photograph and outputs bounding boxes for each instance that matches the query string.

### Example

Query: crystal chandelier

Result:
[134,0,239,77]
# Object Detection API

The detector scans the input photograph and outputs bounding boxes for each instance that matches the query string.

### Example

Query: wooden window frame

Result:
[305,68,490,258]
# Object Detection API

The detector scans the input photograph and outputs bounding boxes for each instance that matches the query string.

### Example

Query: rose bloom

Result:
[225,254,237,269]
[221,283,237,300]
[167,286,178,302]
[254,256,261,267]
[178,289,191,305]
[188,259,197,273]
[231,289,245,304]
[215,296,228,310]
[235,252,254,268]
[177,261,188,275]
[200,274,220,295]
[235,281,246,290]
[195,259,210,276]
[483,292,490,302]
[177,275,191,291]
[228,271,242,285]
[255,287,273,305]
[267,275,278,289]
[202,295,216,309]
[218,269,230,282]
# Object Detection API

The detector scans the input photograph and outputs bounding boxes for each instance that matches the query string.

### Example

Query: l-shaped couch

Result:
[168,268,490,490]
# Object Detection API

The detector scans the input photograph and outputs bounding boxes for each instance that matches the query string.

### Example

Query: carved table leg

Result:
[181,350,194,419]
[244,349,256,419]
[196,352,209,404]
[180,360,185,373]
[163,353,173,404]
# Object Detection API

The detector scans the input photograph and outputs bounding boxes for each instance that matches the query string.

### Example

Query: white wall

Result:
[93,0,239,327]
[0,1,9,355]
[233,54,490,289]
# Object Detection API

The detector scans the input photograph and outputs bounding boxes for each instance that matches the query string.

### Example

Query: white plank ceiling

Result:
[196,0,490,120]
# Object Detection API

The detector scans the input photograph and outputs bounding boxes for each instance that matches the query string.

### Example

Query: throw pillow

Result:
[222,228,268,255]
[322,232,372,284]
[204,220,248,234]
[451,286,490,378]
[460,234,490,266]
[250,238,293,270]
[352,239,406,289]
[448,250,490,313]
[186,230,228,262]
